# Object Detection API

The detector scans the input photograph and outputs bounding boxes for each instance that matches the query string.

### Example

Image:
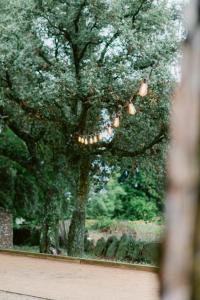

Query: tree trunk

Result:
[39,221,49,253]
[161,1,200,299]
[67,156,90,257]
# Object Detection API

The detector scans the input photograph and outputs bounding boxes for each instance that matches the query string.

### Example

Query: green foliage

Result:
[14,245,39,253]
[105,236,119,258]
[87,177,126,219]
[94,237,106,257]
[87,163,163,221]
[89,217,113,231]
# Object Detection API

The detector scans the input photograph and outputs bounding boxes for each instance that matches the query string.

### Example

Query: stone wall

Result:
[0,210,13,248]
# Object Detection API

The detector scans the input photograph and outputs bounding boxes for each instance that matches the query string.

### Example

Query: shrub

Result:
[90,217,113,231]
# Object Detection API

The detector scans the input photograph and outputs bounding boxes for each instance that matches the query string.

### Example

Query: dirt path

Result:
[0,253,159,300]
[0,291,41,300]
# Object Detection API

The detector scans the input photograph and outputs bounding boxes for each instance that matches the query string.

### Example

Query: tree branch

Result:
[0,146,30,170]
[92,126,167,157]
[111,126,167,157]
[97,31,120,66]
[0,105,45,169]
[131,0,147,27]
[2,70,72,128]
[2,71,40,116]
[36,48,53,67]
[74,0,87,33]
[124,0,148,27]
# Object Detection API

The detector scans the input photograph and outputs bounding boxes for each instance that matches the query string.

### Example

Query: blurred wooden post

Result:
[161,1,200,300]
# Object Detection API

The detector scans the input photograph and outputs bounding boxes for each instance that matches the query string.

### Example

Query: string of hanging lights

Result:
[138,79,148,97]
[77,79,148,145]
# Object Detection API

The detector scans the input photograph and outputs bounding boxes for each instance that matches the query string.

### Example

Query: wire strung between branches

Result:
[77,80,148,145]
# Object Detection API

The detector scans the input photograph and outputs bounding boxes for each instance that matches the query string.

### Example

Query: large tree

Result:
[0,0,179,256]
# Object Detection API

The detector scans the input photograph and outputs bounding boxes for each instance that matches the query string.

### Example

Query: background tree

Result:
[87,158,165,221]
[0,0,180,256]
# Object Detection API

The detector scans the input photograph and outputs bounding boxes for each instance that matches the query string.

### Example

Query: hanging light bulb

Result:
[128,101,136,115]
[93,136,97,143]
[89,137,94,144]
[78,136,81,143]
[139,79,148,97]
[107,126,113,135]
[84,138,88,145]
[98,132,103,141]
[113,115,120,128]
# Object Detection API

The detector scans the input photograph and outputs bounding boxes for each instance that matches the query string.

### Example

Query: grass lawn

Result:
[86,219,164,243]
